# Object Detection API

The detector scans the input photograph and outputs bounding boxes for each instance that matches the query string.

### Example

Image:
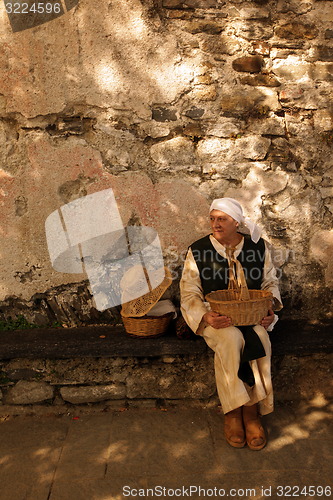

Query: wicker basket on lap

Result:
[205,288,272,326]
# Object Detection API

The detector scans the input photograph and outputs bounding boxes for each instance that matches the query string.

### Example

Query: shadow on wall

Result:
[0,0,331,324]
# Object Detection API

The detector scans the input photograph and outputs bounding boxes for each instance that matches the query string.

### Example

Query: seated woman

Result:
[180,198,282,450]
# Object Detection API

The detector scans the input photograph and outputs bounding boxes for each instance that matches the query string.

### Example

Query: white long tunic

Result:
[180,234,283,415]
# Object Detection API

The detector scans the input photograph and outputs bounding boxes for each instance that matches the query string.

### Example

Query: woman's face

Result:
[209,209,239,242]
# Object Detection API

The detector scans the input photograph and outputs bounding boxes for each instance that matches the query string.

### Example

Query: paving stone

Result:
[50,414,113,482]
[0,416,68,500]
[105,408,216,477]
[0,403,331,500]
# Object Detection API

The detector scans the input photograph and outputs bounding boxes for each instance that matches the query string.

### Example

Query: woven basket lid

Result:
[121,266,172,317]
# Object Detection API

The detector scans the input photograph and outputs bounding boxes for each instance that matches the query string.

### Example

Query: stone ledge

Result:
[0,319,332,361]
[0,319,332,407]
[0,324,207,360]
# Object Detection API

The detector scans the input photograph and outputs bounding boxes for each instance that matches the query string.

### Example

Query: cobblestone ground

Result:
[0,400,332,500]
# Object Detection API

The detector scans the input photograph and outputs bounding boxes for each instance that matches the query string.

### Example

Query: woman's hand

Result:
[260,309,275,330]
[203,311,232,329]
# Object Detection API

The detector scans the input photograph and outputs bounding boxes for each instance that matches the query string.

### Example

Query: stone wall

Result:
[1,352,331,407]
[0,354,217,406]
[0,0,333,326]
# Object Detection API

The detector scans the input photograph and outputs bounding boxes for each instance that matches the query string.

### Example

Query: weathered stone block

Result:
[206,120,242,138]
[201,162,252,181]
[240,74,281,87]
[272,60,311,81]
[316,46,333,62]
[322,167,333,187]
[271,49,296,60]
[220,88,280,117]
[189,84,217,101]
[266,138,292,165]
[183,123,203,138]
[201,35,241,57]
[185,21,225,35]
[163,0,189,7]
[220,92,255,116]
[319,187,333,198]
[152,107,178,122]
[247,116,285,136]
[5,381,54,405]
[165,9,193,19]
[163,0,219,7]
[239,166,289,212]
[184,106,205,119]
[4,368,41,381]
[275,23,318,40]
[150,136,196,169]
[228,6,270,19]
[279,87,304,102]
[139,123,171,139]
[60,384,126,403]
[196,137,235,163]
[251,41,271,56]
[126,367,215,399]
[314,109,333,132]
[236,135,271,160]
[236,22,274,40]
[232,55,264,73]
[277,0,313,15]
[312,63,333,82]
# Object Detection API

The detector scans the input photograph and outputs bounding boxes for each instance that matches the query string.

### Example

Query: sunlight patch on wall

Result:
[96,63,123,92]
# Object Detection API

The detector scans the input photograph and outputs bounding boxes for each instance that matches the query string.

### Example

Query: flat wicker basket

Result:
[205,289,273,326]
[121,312,173,338]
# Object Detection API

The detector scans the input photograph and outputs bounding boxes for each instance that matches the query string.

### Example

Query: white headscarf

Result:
[209,197,262,243]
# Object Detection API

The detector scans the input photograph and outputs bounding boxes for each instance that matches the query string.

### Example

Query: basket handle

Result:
[226,247,250,301]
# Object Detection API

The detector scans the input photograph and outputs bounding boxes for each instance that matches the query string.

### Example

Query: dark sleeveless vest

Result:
[190,234,265,296]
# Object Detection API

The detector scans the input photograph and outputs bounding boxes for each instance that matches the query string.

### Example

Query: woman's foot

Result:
[242,404,267,450]
[224,407,246,448]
